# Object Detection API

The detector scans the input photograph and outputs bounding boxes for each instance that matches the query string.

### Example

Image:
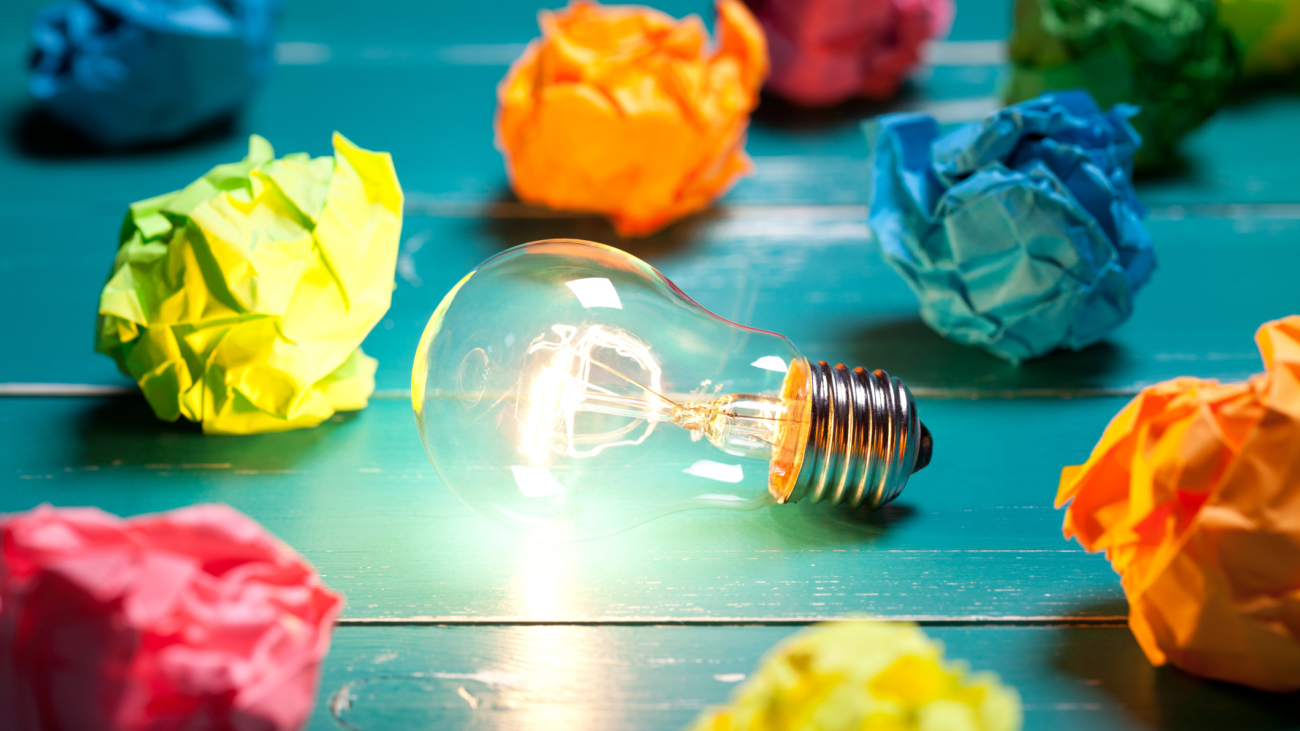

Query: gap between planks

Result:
[264,40,1008,68]
[0,385,1148,400]
[0,40,1002,72]
[401,200,1300,221]
[3,199,1297,222]
[333,615,1129,628]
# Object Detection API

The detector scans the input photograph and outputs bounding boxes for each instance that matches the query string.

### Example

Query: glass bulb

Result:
[413,240,932,541]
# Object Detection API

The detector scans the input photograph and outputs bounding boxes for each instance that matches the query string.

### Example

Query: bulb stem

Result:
[786,361,931,509]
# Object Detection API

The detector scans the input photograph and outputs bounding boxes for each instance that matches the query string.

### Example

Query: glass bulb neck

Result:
[785,361,932,509]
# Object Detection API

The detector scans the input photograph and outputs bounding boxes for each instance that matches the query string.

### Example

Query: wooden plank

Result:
[312,624,1300,730]
[0,394,1129,621]
[0,0,1014,48]
[2,212,1294,392]
[0,60,1001,215]
[733,96,1300,207]
[6,2,1298,209]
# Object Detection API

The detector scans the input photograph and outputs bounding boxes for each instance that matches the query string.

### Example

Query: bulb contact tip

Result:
[913,423,933,474]
[787,361,929,509]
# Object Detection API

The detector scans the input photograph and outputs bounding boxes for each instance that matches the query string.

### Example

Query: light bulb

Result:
[412,240,932,541]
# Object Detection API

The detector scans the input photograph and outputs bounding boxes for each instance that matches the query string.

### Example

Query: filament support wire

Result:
[788,361,931,509]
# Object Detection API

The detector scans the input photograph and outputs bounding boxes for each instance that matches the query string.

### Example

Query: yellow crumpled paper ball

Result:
[496,0,768,238]
[96,133,403,434]
[686,622,1022,731]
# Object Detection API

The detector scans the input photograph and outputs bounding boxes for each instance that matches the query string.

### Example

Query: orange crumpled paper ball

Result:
[496,0,768,237]
[0,504,343,730]
[1057,315,1300,692]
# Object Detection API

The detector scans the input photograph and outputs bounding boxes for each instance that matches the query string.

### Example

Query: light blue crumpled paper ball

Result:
[865,90,1156,363]
[29,0,280,149]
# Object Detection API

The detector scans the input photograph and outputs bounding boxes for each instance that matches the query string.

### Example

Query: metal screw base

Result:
[786,361,931,509]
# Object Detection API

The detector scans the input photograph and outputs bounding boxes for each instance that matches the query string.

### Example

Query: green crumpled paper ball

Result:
[1217,0,1300,78]
[1004,0,1238,170]
[96,133,404,434]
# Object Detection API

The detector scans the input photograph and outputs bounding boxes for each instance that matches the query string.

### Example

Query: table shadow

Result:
[1133,151,1194,182]
[1225,73,1300,107]
[842,316,1131,392]
[9,106,238,160]
[749,81,924,133]
[477,189,710,263]
[764,499,919,548]
[1050,621,1300,730]
[73,394,358,473]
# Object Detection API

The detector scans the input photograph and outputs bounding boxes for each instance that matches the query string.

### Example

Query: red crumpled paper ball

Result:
[745,0,954,106]
[0,504,343,731]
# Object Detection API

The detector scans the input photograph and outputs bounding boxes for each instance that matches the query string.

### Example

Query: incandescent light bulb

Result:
[413,240,932,541]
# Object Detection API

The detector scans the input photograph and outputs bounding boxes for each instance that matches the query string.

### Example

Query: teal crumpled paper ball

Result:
[29,0,279,148]
[865,90,1157,363]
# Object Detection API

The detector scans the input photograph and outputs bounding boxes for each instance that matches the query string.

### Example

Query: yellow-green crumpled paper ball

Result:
[96,132,403,434]
[1217,0,1300,77]
[687,622,1022,731]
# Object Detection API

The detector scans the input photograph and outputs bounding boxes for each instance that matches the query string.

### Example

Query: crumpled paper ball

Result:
[744,0,953,106]
[96,133,403,435]
[0,503,343,731]
[686,622,1021,731]
[1217,0,1300,78]
[495,0,768,238]
[1004,0,1238,169]
[28,0,279,149]
[865,90,1156,363]
[1058,316,1300,692]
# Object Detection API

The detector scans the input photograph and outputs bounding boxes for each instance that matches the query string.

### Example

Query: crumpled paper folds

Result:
[96,133,403,434]
[866,90,1156,363]
[1059,315,1300,692]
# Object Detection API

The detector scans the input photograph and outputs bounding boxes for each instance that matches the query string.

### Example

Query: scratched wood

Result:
[3,0,1299,212]
[0,0,1014,53]
[2,394,1129,621]
[312,625,1300,731]
[3,0,1300,727]
[6,66,1299,211]
[0,64,1001,212]
[2,212,1295,392]
[731,84,1300,206]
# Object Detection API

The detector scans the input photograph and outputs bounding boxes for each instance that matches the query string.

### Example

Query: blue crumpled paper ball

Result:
[28,0,279,149]
[865,90,1156,363]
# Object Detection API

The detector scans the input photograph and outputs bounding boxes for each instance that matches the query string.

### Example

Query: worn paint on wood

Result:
[1,212,1295,391]
[314,625,1300,731]
[2,396,1128,621]
[3,0,1300,725]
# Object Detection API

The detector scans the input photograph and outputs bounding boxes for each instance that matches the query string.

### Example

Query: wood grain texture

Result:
[2,211,1295,391]
[0,0,1015,50]
[313,625,1300,731]
[7,64,1299,212]
[1,395,1128,621]
[2,0,1300,726]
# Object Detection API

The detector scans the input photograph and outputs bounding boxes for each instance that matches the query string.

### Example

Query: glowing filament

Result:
[517,325,796,469]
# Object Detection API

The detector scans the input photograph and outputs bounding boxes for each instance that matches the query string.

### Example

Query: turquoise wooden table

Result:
[2,0,1300,728]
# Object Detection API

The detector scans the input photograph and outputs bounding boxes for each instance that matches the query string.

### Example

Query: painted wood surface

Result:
[2,211,1294,392]
[3,59,1299,213]
[314,625,1300,731]
[1,395,1129,621]
[2,0,1299,727]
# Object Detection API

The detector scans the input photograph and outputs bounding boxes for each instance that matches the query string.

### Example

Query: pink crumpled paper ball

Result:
[745,0,954,106]
[0,504,343,731]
